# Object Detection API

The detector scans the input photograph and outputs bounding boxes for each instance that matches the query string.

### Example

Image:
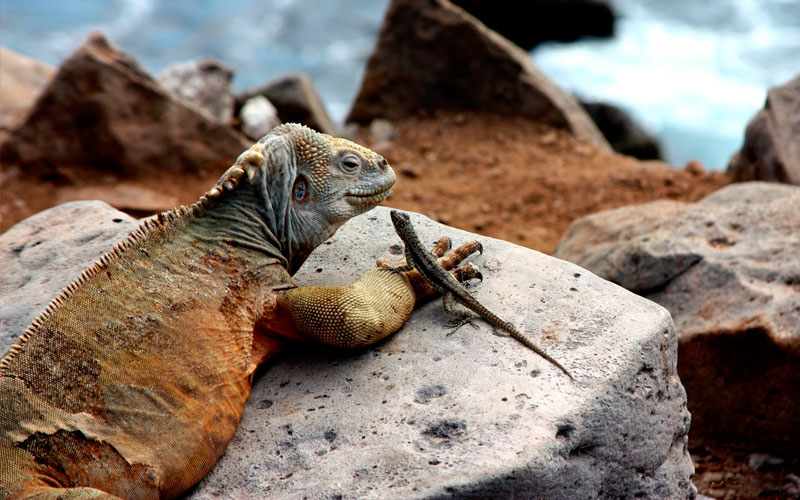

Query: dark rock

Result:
[236,74,336,136]
[346,0,610,150]
[452,0,615,50]
[727,73,800,185]
[556,182,800,454]
[158,57,236,124]
[0,32,250,177]
[581,100,663,160]
[0,47,55,131]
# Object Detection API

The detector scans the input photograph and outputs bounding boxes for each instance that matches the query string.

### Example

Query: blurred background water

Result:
[1,0,798,169]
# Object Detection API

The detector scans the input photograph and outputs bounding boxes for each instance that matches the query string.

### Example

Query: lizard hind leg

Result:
[443,292,479,334]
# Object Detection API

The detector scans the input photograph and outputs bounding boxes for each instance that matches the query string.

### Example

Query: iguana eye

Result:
[339,153,362,174]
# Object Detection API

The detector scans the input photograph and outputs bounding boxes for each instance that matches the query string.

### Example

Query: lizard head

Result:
[389,210,412,241]
[217,123,395,273]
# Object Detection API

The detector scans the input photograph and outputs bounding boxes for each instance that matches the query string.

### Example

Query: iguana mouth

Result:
[344,184,393,205]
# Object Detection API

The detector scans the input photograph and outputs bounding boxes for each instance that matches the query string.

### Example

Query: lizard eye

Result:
[339,153,362,174]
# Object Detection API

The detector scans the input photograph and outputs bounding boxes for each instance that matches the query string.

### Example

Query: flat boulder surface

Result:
[346,0,609,149]
[555,182,800,453]
[2,203,694,499]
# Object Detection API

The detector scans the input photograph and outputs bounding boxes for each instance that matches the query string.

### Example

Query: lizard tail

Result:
[506,323,574,380]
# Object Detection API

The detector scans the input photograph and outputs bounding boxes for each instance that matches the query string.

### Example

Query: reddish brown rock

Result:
[0,47,55,131]
[727,74,800,185]
[346,0,609,149]
[0,33,250,177]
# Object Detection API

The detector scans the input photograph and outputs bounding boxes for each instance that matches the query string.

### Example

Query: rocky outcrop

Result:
[0,33,250,177]
[2,202,694,499]
[236,73,337,136]
[346,0,610,150]
[727,74,800,185]
[158,57,236,124]
[452,0,615,50]
[0,47,55,131]
[555,182,800,454]
[581,100,663,160]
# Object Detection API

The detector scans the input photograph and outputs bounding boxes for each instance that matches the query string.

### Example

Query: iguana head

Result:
[209,123,395,273]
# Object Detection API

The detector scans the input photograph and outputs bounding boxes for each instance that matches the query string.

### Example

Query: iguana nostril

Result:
[377,157,388,169]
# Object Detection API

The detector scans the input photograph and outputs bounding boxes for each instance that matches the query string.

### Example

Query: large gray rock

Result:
[555,182,800,454]
[1,203,693,499]
[158,57,236,124]
[346,0,610,150]
[0,33,250,177]
[727,74,800,185]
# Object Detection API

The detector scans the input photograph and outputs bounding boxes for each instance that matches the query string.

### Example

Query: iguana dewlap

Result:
[0,124,466,500]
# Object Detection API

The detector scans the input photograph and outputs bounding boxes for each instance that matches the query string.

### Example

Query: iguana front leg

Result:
[261,239,482,350]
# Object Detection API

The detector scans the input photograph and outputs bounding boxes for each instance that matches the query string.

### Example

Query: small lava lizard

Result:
[388,210,574,380]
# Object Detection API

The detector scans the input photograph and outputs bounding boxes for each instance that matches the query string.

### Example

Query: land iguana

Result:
[0,124,482,500]
[387,210,573,379]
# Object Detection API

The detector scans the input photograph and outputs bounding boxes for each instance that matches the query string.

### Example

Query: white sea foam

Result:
[532,0,800,168]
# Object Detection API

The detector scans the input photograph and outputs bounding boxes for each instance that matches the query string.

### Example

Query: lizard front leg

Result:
[264,239,482,350]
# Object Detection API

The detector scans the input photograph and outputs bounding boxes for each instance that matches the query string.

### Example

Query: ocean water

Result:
[1,0,797,169]
[532,0,800,168]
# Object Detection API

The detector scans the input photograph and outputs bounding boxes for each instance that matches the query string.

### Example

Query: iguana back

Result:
[1,205,291,499]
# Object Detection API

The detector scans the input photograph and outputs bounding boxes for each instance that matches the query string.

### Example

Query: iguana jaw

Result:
[343,181,393,207]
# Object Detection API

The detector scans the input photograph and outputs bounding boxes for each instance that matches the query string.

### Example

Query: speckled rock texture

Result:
[1,203,693,499]
[555,182,800,454]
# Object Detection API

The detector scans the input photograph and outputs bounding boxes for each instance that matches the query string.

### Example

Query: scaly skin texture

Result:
[0,124,480,500]
[389,210,574,379]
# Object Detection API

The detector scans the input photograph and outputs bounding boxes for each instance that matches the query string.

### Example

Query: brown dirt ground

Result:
[3,112,793,499]
[362,112,728,254]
